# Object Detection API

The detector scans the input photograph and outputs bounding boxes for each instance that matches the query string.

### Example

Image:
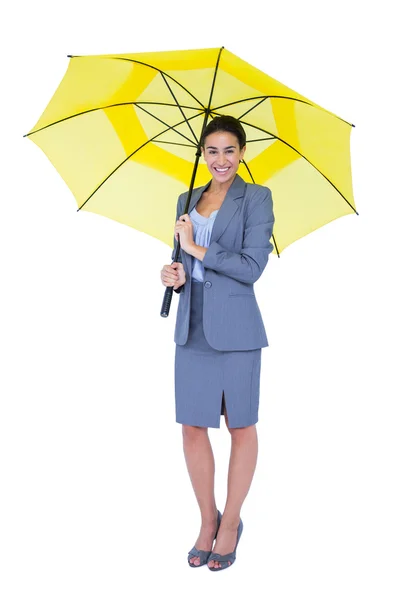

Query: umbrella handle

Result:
[160,285,174,318]
[161,235,183,318]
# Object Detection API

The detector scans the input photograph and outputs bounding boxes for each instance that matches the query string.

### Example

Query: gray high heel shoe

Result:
[207,517,243,571]
[187,510,222,568]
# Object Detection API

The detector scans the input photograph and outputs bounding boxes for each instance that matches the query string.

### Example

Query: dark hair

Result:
[200,115,246,149]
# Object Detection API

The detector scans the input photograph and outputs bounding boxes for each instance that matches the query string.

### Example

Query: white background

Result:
[1,0,399,598]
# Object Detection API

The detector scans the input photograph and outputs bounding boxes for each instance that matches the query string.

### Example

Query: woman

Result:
[160,115,275,571]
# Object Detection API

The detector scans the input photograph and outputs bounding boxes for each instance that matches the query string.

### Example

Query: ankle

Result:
[201,507,218,526]
[220,513,240,529]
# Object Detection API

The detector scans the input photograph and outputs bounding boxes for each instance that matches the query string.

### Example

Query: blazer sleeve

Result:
[202,187,275,285]
[170,193,185,294]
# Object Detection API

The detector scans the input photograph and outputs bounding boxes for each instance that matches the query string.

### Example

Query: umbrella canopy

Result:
[25,46,356,255]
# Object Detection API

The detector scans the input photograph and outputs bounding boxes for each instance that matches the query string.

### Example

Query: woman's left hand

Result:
[175,214,195,254]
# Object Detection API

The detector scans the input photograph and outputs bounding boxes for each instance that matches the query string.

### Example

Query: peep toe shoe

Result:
[207,517,243,571]
[187,510,222,568]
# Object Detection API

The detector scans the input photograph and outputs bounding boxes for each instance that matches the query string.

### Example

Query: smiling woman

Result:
[160,114,275,572]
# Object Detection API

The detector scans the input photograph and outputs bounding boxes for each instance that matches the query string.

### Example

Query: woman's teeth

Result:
[215,167,229,172]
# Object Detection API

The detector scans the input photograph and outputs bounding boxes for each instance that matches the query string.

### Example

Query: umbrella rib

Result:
[24,102,134,136]
[136,101,200,110]
[160,72,199,145]
[135,103,198,146]
[154,140,197,148]
[241,159,280,257]
[237,97,268,120]
[213,95,312,111]
[77,111,206,211]
[68,55,205,110]
[212,95,354,128]
[246,137,275,143]
[24,101,202,137]
[212,111,357,213]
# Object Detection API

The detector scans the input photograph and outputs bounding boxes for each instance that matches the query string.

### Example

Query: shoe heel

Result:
[215,510,222,538]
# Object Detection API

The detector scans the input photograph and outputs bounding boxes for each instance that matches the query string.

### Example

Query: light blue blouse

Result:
[189,206,219,282]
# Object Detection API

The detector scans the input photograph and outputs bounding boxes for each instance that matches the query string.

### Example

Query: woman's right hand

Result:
[161,262,186,290]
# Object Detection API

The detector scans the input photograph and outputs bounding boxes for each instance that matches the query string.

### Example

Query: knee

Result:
[228,424,256,441]
[182,424,208,442]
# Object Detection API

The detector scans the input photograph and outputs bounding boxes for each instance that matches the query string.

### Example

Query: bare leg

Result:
[182,424,219,566]
[208,404,258,568]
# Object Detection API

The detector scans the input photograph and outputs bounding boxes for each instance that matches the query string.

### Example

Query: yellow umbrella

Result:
[24,46,357,312]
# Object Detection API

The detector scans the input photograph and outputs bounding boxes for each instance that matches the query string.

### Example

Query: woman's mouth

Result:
[214,166,230,174]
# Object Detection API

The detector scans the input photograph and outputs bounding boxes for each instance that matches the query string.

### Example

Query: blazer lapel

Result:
[183,174,247,277]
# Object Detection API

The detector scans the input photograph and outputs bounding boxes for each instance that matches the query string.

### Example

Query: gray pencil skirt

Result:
[174,280,262,429]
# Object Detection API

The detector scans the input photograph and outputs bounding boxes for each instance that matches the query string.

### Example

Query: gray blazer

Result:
[171,174,275,351]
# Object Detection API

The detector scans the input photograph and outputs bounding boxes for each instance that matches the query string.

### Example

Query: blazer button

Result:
[204,281,212,288]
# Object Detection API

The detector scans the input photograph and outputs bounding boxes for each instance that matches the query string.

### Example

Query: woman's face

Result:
[202,131,246,185]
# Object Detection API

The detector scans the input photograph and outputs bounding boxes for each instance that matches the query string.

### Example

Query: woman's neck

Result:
[208,175,236,195]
